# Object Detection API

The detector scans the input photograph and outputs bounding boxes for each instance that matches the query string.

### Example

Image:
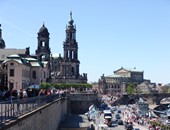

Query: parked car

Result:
[115,113,121,120]
[98,124,108,130]
[117,119,123,125]
[99,103,108,111]
[103,110,112,119]
[125,124,133,130]
[110,106,116,113]
[117,110,121,113]
[111,119,118,127]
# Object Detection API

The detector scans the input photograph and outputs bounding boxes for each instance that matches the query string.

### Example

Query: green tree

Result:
[168,87,170,93]
[40,82,51,89]
[39,83,92,90]
[127,84,135,94]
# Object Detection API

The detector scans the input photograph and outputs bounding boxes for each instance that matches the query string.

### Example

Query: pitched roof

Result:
[3,54,44,67]
[106,74,128,78]
[0,48,26,61]
[114,67,143,73]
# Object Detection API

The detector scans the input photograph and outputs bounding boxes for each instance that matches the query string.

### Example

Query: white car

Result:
[98,124,108,130]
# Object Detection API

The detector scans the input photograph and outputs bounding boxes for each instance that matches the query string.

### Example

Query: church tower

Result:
[62,12,80,78]
[36,23,51,62]
[0,24,6,49]
[51,12,87,83]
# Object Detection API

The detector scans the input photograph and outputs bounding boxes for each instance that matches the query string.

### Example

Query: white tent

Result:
[28,84,40,89]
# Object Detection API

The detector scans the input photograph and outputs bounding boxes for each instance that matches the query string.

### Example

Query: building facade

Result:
[98,67,144,95]
[0,12,87,91]
[51,12,87,84]
[3,54,49,91]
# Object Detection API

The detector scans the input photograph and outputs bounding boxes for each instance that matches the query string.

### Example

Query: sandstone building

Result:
[0,12,87,91]
[98,67,144,95]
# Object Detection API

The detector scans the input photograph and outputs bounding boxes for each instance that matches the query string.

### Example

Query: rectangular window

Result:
[10,69,14,77]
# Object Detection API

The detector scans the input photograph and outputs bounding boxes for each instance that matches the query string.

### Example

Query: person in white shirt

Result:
[23,89,28,98]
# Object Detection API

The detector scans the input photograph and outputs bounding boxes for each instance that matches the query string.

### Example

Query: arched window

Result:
[42,41,45,47]
[72,51,74,59]
[67,50,70,59]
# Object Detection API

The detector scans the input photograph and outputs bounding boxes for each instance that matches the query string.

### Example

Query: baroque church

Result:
[36,12,87,84]
[0,12,87,91]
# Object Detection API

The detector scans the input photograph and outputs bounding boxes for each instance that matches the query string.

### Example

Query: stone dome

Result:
[39,24,49,34]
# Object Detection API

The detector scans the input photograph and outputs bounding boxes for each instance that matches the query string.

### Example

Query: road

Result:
[93,105,147,130]
[93,105,125,130]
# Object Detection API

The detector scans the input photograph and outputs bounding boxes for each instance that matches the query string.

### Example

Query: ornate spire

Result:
[68,11,74,25]
[70,11,72,20]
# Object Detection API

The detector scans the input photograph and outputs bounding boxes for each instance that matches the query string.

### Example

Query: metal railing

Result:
[0,94,62,125]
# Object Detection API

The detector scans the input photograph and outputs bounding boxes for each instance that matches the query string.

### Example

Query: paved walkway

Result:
[59,114,90,129]
[133,122,148,130]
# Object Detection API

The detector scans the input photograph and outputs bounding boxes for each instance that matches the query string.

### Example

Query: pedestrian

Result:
[90,124,95,130]
[38,89,45,96]
[23,89,28,98]
[19,89,23,99]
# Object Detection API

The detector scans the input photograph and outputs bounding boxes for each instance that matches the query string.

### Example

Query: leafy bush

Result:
[39,83,92,90]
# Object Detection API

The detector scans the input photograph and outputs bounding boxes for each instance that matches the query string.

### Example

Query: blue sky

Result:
[0,0,170,84]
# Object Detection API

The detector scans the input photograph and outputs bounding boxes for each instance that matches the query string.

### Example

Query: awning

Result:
[28,84,40,89]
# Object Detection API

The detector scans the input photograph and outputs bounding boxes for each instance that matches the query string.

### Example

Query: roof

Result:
[51,53,60,58]
[138,81,156,88]
[30,62,42,67]
[3,53,45,68]
[124,67,143,72]
[3,57,30,66]
[106,74,128,78]
[7,54,20,58]
[105,116,112,119]
[0,48,26,61]
[24,57,37,61]
[114,67,143,73]
[3,59,23,64]
[103,110,111,114]
[39,24,49,33]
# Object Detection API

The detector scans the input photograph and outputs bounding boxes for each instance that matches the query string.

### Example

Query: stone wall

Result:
[1,98,67,130]
[68,93,98,114]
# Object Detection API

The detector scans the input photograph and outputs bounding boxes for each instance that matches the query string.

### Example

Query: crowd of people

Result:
[123,104,162,130]
[0,88,67,101]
